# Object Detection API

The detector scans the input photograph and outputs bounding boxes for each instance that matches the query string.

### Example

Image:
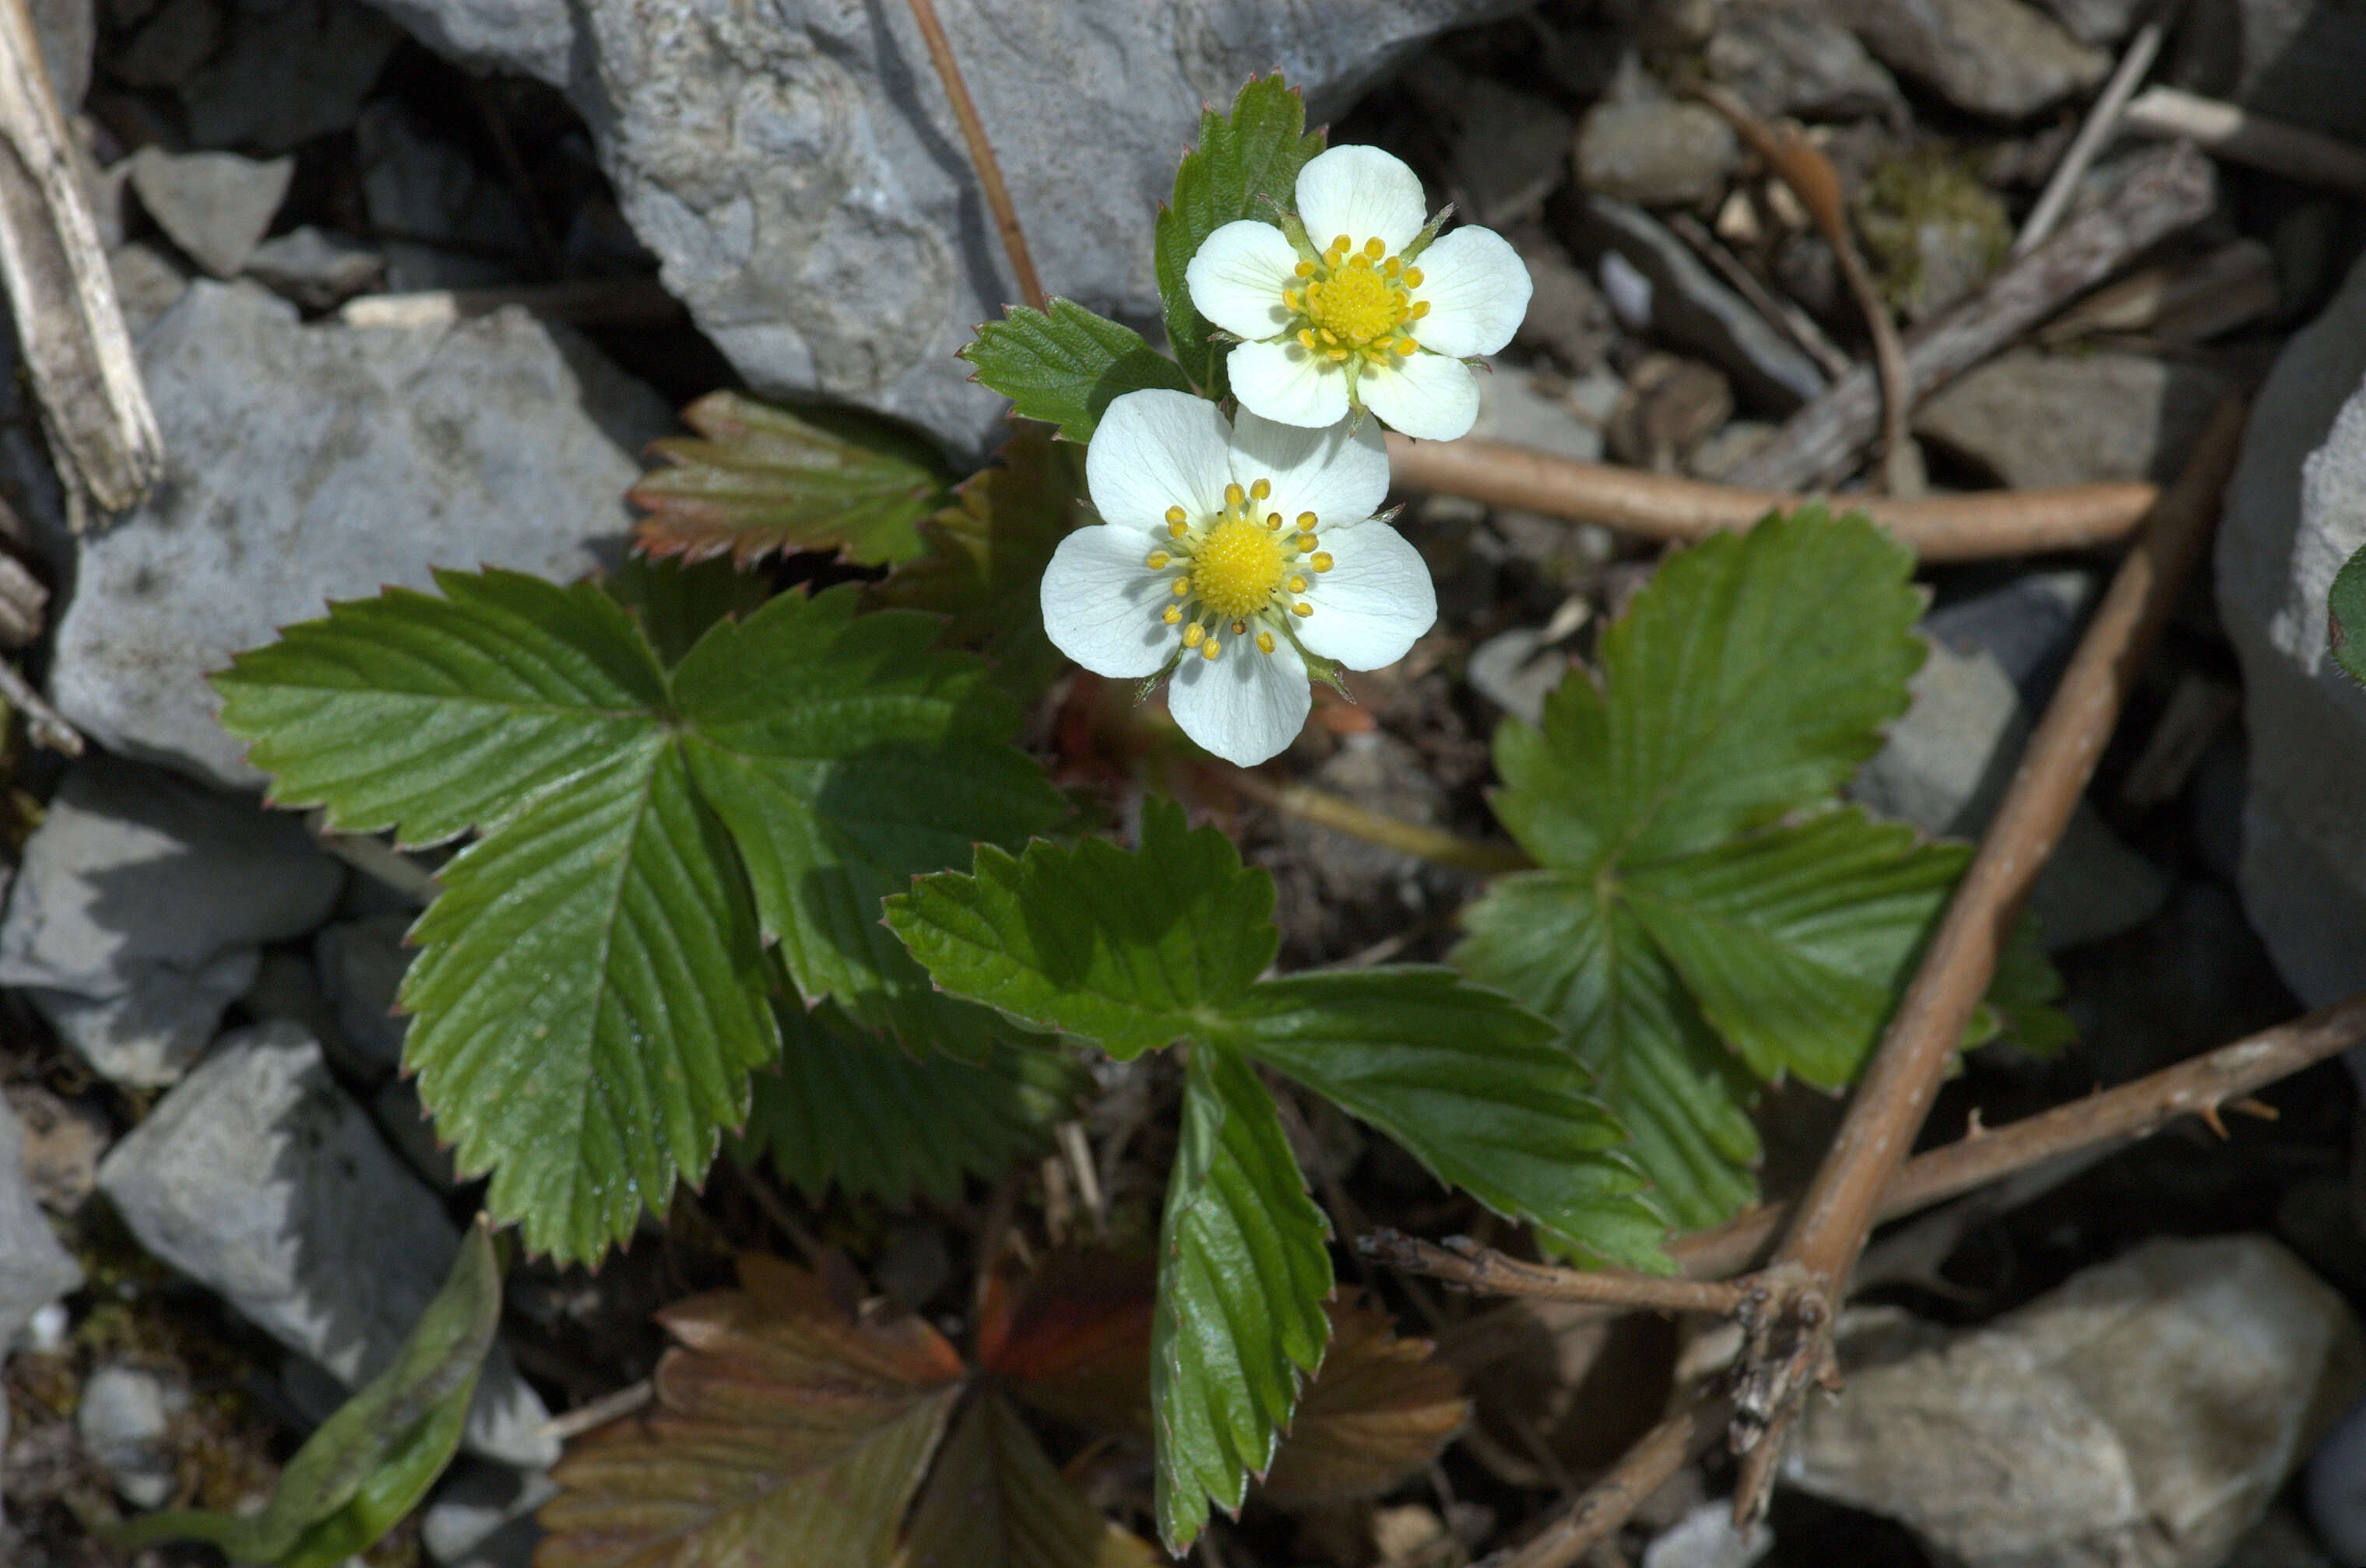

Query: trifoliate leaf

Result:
[539,1255,965,1568]
[671,585,1067,1048]
[216,568,670,848]
[976,1250,1158,1443]
[1455,510,2065,1230]
[878,426,1085,700]
[107,1220,501,1566]
[885,798,1276,1060]
[1489,506,1923,870]
[628,392,949,568]
[1155,74,1324,399]
[1258,1303,1468,1508]
[962,300,1195,443]
[605,553,775,670]
[899,1391,1161,1568]
[1152,1046,1333,1552]
[403,738,779,1261]
[738,1001,1085,1206]
[1227,969,1667,1271]
[2333,544,2366,689]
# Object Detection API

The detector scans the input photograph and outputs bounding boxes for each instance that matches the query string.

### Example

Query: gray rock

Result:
[356,99,532,291]
[2169,0,2366,146]
[128,146,291,278]
[242,224,385,310]
[2217,251,2366,1007]
[1914,349,2232,489]
[1707,0,1906,121]
[1469,625,1574,725]
[2031,0,2146,45]
[114,0,218,90]
[1784,1236,2365,1568]
[316,913,414,1079]
[107,240,188,336]
[0,753,344,1084]
[1401,57,1573,229]
[47,279,667,790]
[76,1363,183,1509]
[1831,0,2109,119]
[176,0,402,153]
[31,0,94,108]
[1574,99,1738,209]
[0,1096,80,1352]
[1509,228,1612,373]
[1642,1500,1774,1568]
[357,0,1527,459]
[95,1021,557,1467]
[1568,195,1829,410]
[1471,360,1621,466]
[422,1458,554,1567]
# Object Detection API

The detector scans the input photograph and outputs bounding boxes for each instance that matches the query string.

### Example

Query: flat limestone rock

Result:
[127,147,292,279]
[96,1022,557,1468]
[1830,0,2108,119]
[46,280,667,791]
[0,1095,82,1352]
[1785,1236,2366,1568]
[354,0,1528,458]
[1914,348,2230,489]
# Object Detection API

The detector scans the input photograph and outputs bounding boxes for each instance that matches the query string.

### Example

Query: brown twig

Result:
[1727,142,2217,492]
[1665,210,1853,381]
[1230,768,1532,874]
[1385,432,2158,561]
[2122,85,2366,202]
[1723,395,2247,1520]
[2014,16,2168,255]
[1492,1392,1736,1568]
[903,0,1046,312]
[1362,1229,1754,1314]
[1694,85,1920,496]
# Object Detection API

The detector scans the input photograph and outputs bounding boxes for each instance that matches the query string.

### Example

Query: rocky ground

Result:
[5,0,2366,1564]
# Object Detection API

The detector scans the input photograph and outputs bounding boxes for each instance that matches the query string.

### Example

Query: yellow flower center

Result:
[1281,234,1433,370]
[1190,516,1285,618]
[1147,478,1338,662]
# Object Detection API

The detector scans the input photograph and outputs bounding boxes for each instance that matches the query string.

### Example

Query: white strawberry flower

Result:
[1184,144,1531,441]
[1041,389,1435,767]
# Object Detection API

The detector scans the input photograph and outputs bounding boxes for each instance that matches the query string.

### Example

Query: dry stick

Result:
[2122,85,2366,201]
[1726,396,2248,1521]
[904,0,1046,312]
[1360,1230,1752,1315]
[1667,210,1854,381]
[1385,433,2158,561]
[1725,141,2217,494]
[1492,1393,1737,1568]
[1230,768,1533,874]
[2014,16,2167,255]
[1696,85,1921,496]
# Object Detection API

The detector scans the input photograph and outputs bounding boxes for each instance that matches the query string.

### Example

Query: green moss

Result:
[1854,146,2011,318]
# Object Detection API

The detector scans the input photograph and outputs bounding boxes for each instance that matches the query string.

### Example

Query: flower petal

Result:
[1295,145,1426,254]
[1187,220,1299,342]
[1169,635,1310,767]
[1229,338,1350,430]
[1085,388,1234,531]
[1229,407,1389,531]
[1039,523,1177,678]
[1360,351,1482,441]
[1410,226,1532,358]
[1296,520,1436,671]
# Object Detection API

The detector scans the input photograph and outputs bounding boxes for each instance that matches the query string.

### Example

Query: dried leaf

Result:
[629,392,950,568]
[1259,1304,1470,1506]
[538,1254,965,1567]
[978,1250,1158,1443]
[898,1392,1161,1568]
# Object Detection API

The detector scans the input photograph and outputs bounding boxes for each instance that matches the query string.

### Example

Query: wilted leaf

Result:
[1259,1303,1469,1507]
[629,392,949,568]
[898,1392,1160,1568]
[539,1254,965,1568]
[977,1250,1158,1442]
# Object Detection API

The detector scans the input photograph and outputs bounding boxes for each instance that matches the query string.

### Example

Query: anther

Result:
[1331,234,1352,252]
[1296,512,1317,530]
[1281,288,1299,310]
[1232,619,1246,635]
[1394,338,1417,355]
[1163,605,1182,624]
[1311,551,1334,572]
[1287,575,1308,594]
[1165,505,1187,526]
[1201,638,1222,661]
[1147,550,1170,568]
[1172,576,1191,596]
[1183,622,1204,648]
[1266,512,1283,530]
[1410,299,1431,318]
[1293,259,1315,278]
[1327,347,1349,361]
[1362,237,1385,260]
[1295,532,1318,551]
[1250,477,1271,500]
[1256,631,1275,654]
[1169,519,1188,539]
[1293,600,1313,616]
[1224,481,1246,508]
[1297,328,1317,350]
[1384,256,1402,276]
[1404,267,1424,287]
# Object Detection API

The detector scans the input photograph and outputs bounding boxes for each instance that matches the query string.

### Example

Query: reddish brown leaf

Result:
[898,1391,1162,1568]
[536,1253,965,1567]
[629,392,948,568]
[977,1250,1158,1443]
[1257,1304,1471,1506]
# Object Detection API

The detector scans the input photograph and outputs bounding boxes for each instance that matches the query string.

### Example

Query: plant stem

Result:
[1360,1229,1751,1313]
[1496,1392,1735,1568]
[903,0,1047,312]
[1229,769,1533,874]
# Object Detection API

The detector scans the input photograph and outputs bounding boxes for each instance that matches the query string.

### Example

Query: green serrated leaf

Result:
[107,1220,500,1565]
[404,738,779,1260]
[1152,1046,1332,1552]
[961,300,1195,443]
[628,392,950,569]
[2334,544,2366,688]
[738,1001,1084,1206]
[1153,75,1325,397]
[215,568,670,848]
[606,553,776,670]
[672,584,1067,1049]
[1490,507,1924,871]
[1223,969,1668,1271]
[884,799,1275,1060]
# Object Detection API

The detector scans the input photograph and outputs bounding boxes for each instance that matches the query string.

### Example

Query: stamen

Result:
[1224,481,1246,508]
[1266,512,1283,530]
[1404,267,1424,287]
[1287,575,1308,594]
[1331,234,1352,252]
[1250,477,1271,500]
[1165,505,1187,526]
[1297,328,1317,351]
[1409,300,1430,318]
[1327,347,1348,361]
[1147,550,1170,568]
[1295,532,1318,551]
[1257,631,1275,654]
[1293,258,1315,278]
[1293,601,1313,616]
[1232,619,1247,635]
[1296,512,1317,530]
[1384,256,1402,276]
[1394,338,1417,355]
[1169,519,1188,539]
[1163,605,1182,624]
[1362,237,1385,260]
[1281,288,1299,310]
[1201,638,1221,661]
[1172,576,1191,596]
[1311,552,1334,572]
[1183,622,1204,648]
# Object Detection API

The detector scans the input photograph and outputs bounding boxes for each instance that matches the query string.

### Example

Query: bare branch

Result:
[1361,1229,1753,1315]
[904,0,1047,312]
